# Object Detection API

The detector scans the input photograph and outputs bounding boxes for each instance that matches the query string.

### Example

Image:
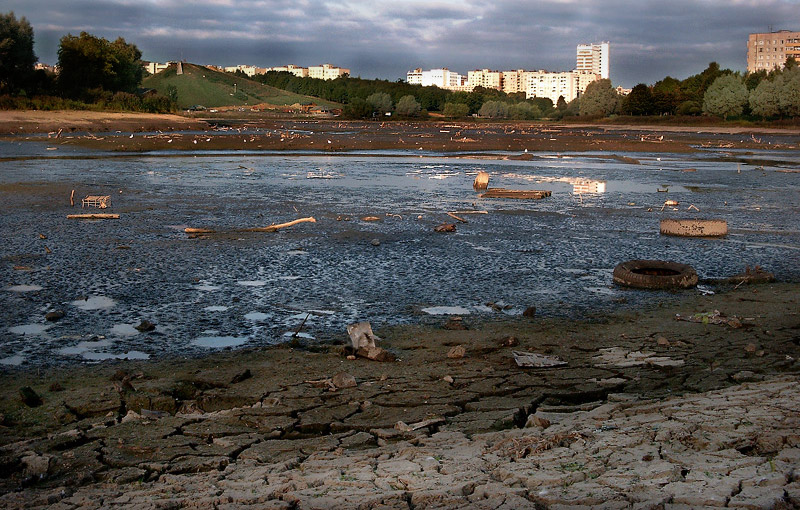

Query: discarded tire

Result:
[613,260,698,289]
[660,219,727,237]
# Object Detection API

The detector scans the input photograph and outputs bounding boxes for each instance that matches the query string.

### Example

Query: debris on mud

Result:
[512,351,567,368]
[675,310,744,328]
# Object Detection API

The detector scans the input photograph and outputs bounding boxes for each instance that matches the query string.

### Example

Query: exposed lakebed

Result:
[1,138,799,366]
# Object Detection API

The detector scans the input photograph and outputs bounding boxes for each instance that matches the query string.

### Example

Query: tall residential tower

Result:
[747,31,800,72]
[576,42,609,80]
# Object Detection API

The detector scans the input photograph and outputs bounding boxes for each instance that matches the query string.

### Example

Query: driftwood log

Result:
[480,189,551,199]
[67,214,119,219]
[184,216,316,234]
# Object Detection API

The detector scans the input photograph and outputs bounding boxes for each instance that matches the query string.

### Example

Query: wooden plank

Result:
[480,188,551,199]
[67,213,120,219]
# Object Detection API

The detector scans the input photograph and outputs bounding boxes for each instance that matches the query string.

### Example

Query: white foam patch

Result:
[204,305,229,312]
[7,284,43,292]
[245,311,269,321]
[421,306,472,315]
[72,295,116,310]
[192,336,249,348]
[195,284,220,291]
[9,324,50,335]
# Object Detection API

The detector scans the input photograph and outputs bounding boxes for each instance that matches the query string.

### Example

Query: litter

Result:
[675,310,743,328]
[81,195,111,209]
[513,351,567,368]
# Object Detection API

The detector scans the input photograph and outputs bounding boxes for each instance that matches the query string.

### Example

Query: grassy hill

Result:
[143,63,339,110]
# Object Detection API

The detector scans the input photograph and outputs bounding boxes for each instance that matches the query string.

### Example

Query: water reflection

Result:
[572,180,607,194]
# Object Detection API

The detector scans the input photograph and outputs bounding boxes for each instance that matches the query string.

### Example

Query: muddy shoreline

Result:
[1,110,799,508]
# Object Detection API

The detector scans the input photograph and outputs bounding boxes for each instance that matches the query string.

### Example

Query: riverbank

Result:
[1,281,798,507]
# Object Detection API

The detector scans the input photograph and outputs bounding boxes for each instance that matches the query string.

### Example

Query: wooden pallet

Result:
[480,188,551,199]
[81,195,111,208]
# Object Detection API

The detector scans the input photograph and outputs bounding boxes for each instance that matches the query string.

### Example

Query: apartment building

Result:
[266,64,309,78]
[467,69,503,90]
[142,61,170,74]
[747,30,800,72]
[223,65,266,77]
[308,64,350,80]
[525,70,599,104]
[406,68,466,89]
[576,42,609,79]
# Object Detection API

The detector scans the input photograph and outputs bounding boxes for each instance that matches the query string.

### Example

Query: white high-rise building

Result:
[576,42,609,80]
[406,68,466,90]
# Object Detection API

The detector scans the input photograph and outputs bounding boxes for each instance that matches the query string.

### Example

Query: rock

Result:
[45,310,65,321]
[347,322,380,350]
[230,369,252,384]
[443,375,454,384]
[656,336,671,346]
[332,372,357,389]
[447,345,466,359]
[434,223,456,232]
[361,216,380,222]
[525,414,551,429]
[20,386,43,407]
[135,320,156,332]
[745,343,757,354]
[49,382,64,392]
[356,346,395,362]
[21,452,51,479]
[346,355,356,360]
[499,336,519,347]
[444,316,466,330]
[522,306,536,317]
[371,239,380,246]
[473,171,490,190]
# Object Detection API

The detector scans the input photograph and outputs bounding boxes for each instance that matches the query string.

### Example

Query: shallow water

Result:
[2,140,799,366]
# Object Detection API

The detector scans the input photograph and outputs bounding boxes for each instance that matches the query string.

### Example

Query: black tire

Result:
[613,259,698,289]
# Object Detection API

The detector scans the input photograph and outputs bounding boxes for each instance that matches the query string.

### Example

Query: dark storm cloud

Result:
[5,0,800,86]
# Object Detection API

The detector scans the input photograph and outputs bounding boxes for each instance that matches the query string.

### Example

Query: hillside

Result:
[143,63,340,110]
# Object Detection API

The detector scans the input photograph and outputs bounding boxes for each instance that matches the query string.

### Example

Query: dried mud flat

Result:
[1,282,799,509]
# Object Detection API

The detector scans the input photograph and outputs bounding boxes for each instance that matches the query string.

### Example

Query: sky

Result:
[6,0,800,87]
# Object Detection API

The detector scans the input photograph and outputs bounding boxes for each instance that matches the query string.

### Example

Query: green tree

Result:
[702,74,748,118]
[652,76,682,114]
[366,92,392,114]
[620,84,654,115]
[57,32,144,98]
[579,79,618,116]
[342,97,373,119]
[508,102,541,120]
[0,12,36,95]
[395,95,421,116]
[556,96,567,111]
[442,102,469,118]
[478,100,509,118]
[779,67,800,117]
[749,77,782,117]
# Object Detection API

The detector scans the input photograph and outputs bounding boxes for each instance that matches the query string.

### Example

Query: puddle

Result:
[244,311,269,321]
[9,324,50,335]
[421,306,473,315]
[59,339,112,355]
[82,351,150,361]
[72,295,116,310]
[237,280,267,287]
[282,331,315,340]
[192,336,249,348]
[7,284,43,292]
[204,305,229,312]
[0,355,25,366]
[110,323,140,336]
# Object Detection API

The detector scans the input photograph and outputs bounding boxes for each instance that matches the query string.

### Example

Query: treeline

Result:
[253,71,555,119]
[565,60,800,120]
[0,11,174,113]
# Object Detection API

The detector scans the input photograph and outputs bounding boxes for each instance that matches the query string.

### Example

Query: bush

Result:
[509,102,541,120]
[442,102,469,118]
[478,100,509,118]
[395,95,421,116]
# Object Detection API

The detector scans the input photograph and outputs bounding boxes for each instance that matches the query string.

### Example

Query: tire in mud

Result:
[660,219,727,237]
[613,259,698,289]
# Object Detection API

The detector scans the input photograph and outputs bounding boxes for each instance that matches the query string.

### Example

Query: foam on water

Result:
[204,305,229,312]
[111,324,139,337]
[72,295,116,310]
[421,306,473,315]
[9,324,50,335]
[7,284,43,292]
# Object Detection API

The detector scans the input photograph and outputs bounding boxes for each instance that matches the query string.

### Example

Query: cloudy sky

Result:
[6,0,800,87]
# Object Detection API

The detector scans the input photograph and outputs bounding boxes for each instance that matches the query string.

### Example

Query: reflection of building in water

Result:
[573,180,606,194]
